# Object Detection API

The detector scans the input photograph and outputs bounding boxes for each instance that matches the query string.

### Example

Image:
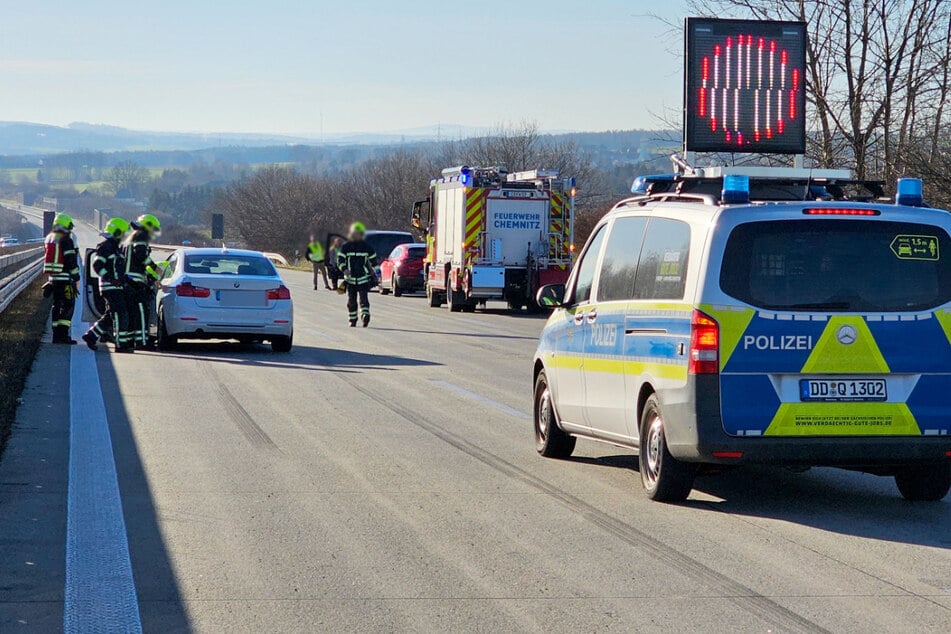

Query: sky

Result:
[1,0,691,136]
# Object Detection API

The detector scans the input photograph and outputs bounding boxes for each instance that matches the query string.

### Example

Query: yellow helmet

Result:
[103,217,130,239]
[136,213,161,237]
[349,222,366,239]
[53,213,74,231]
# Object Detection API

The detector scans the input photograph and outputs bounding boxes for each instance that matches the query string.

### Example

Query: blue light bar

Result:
[460,167,472,187]
[896,178,923,207]
[721,174,750,204]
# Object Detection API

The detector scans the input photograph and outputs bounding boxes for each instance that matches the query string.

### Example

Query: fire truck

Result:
[412,166,576,312]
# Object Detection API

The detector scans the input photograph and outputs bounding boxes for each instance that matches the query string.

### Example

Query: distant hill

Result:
[0,121,510,156]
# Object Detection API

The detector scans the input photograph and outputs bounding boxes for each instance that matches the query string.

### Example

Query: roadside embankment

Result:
[0,278,51,458]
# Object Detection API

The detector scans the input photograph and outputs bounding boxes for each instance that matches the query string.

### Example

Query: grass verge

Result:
[0,278,52,460]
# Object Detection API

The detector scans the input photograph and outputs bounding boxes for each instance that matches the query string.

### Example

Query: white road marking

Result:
[431,380,531,420]
[64,314,142,632]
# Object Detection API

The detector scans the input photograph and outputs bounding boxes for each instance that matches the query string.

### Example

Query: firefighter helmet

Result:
[349,222,366,239]
[103,217,130,239]
[136,213,162,237]
[52,213,74,231]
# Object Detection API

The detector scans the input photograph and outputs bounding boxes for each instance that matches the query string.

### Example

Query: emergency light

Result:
[721,174,750,204]
[460,167,473,187]
[896,178,924,207]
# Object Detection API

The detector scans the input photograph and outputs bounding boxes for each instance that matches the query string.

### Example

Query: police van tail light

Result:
[176,282,211,298]
[267,285,291,300]
[689,310,719,375]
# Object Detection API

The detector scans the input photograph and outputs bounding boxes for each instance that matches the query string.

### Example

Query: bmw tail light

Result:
[689,310,719,375]
[176,282,211,298]
[267,285,291,300]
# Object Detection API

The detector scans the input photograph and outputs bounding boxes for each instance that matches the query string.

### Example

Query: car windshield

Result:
[365,234,413,258]
[720,219,951,312]
[184,254,276,276]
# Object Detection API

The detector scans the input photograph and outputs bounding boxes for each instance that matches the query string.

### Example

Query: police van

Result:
[532,167,951,502]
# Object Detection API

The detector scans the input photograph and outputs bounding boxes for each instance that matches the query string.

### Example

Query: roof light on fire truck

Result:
[460,167,473,187]
[896,177,924,207]
[721,174,750,204]
[570,187,577,197]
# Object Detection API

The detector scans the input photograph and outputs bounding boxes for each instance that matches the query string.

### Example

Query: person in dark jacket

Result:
[82,217,134,353]
[42,213,80,344]
[121,214,162,349]
[337,222,378,327]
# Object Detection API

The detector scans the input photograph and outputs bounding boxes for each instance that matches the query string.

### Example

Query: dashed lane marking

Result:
[431,380,531,420]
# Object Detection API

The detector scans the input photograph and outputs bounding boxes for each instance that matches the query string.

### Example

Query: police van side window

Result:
[571,225,607,305]
[633,218,691,300]
[597,216,648,302]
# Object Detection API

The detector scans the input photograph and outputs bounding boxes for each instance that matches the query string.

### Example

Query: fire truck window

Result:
[597,216,648,302]
[572,225,607,305]
[634,219,691,300]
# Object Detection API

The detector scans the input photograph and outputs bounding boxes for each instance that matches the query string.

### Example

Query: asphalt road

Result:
[2,254,950,632]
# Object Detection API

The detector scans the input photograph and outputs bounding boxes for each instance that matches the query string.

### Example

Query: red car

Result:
[380,243,426,296]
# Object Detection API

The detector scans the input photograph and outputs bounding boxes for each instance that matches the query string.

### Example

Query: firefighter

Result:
[43,213,80,344]
[82,217,134,353]
[337,222,379,327]
[122,214,162,349]
[306,235,331,290]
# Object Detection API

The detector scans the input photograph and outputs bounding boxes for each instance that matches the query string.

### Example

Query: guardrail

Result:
[0,246,45,313]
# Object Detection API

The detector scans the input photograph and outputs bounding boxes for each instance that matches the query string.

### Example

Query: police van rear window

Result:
[720,220,951,312]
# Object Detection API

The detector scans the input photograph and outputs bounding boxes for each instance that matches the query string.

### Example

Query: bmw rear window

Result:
[185,255,276,276]
[720,219,951,312]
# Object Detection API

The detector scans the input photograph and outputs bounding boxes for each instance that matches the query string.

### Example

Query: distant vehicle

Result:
[380,243,426,296]
[152,248,293,352]
[26,238,45,244]
[414,167,576,313]
[363,230,414,287]
[0,237,21,248]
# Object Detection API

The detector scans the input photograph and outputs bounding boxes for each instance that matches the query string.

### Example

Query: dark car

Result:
[380,242,426,296]
[363,230,414,287]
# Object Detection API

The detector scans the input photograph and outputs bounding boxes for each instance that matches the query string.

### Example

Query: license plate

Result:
[218,290,266,307]
[800,379,887,402]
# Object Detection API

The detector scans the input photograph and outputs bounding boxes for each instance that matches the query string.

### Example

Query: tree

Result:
[108,161,149,199]
[216,166,327,254]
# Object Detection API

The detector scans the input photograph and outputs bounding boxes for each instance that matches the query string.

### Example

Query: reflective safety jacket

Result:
[43,230,80,283]
[337,240,379,285]
[121,226,159,284]
[92,237,126,292]
[307,241,325,263]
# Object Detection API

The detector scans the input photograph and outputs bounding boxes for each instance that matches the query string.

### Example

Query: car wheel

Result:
[156,309,177,351]
[533,370,576,458]
[271,332,293,353]
[393,275,402,297]
[638,394,696,502]
[894,462,951,501]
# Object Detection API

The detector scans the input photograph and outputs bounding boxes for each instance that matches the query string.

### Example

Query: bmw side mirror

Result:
[536,284,566,308]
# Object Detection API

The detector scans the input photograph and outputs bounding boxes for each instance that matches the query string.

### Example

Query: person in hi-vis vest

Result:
[306,235,330,290]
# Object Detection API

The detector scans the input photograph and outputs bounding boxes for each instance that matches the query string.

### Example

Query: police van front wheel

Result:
[894,462,951,501]
[638,395,696,502]
[533,370,575,459]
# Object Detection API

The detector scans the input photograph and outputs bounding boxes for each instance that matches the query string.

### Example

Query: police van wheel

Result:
[894,462,951,501]
[638,395,696,502]
[156,311,177,351]
[533,370,576,458]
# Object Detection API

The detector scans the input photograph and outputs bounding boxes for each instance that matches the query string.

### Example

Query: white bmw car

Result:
[157,248,293,352]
